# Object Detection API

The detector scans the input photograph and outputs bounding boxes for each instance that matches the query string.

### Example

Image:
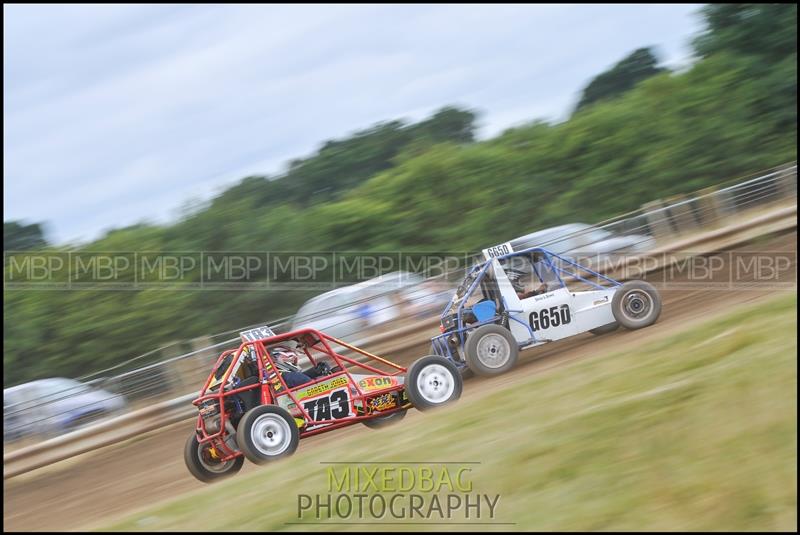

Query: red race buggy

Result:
[184,326,462,483]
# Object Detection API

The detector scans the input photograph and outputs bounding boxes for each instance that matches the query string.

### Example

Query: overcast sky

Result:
[4,4,703,244]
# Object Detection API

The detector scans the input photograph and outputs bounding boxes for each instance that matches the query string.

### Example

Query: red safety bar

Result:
[191,328,410,460]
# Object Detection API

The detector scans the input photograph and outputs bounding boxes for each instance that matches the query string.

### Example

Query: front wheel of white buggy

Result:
[464,324,519,376]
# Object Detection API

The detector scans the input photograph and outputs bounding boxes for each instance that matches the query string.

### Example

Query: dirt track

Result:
[4,231,797,532]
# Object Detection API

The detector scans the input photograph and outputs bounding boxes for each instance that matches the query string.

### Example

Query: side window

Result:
[499,253,564,297]
[532,256,560,288]
[502,255,537,287]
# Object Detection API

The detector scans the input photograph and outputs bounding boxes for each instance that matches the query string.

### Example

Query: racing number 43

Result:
[529,304,571,331]
[303,389,349,421]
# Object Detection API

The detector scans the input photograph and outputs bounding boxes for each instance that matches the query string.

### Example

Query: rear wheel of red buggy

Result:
[184,433,244,483]
[406,355,463,411]
[236,405,299,465]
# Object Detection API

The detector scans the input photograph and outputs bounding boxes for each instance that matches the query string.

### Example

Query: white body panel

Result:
[517,288,579,342]
[492,259,617,346]
[569,289,617,331]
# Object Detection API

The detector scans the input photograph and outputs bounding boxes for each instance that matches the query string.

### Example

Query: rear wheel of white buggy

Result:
[236,405,299,465]
[611,281,662,329]
[464,324,519,376]
[406,356,462,411]
[184,433,244,483]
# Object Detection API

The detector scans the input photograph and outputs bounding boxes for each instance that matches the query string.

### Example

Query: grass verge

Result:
[103,294,797,531]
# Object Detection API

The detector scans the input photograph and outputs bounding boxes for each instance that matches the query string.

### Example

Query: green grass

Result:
[102,294,797,532]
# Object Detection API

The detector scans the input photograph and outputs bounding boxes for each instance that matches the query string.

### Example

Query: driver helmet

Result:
[269,345,301,373]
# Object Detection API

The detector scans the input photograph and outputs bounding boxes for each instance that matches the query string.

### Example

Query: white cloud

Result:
[3,4,703,243]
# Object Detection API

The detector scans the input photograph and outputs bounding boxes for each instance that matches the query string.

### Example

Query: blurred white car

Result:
[290,271,449,342]
[3,377,126,441]
[510,223,654,260]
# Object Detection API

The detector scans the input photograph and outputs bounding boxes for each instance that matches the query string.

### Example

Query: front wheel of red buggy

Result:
[184,433,244,483]
[406,355,463,411]
[236,405,299,465]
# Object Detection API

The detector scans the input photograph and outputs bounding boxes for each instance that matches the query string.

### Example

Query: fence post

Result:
[696,186,733,227]
[168,336,218,396]
[641,200,673,242]
[664,194,699,234]
[189,336,218,386]
[776,164,797,200]
[163,343,190,397]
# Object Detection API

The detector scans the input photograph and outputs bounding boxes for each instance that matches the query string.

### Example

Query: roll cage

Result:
[432,246,622,364]
[192,328,408,460]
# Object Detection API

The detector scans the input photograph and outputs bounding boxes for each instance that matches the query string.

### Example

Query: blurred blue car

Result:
[3,377,126,441]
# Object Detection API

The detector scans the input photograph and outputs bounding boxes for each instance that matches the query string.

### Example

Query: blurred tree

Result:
[574,47,665,113]
[210,108,478,210]
[414,106,477,144]
[3,12,797,386]
[693,4,797,64]
[3,221,48,251]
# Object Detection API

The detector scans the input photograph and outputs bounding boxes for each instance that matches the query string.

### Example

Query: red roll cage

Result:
[192,328,409,460]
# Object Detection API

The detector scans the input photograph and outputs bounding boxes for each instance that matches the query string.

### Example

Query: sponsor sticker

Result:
[295,376,349,401]
[368,393,397,411]
[358,376,398,392]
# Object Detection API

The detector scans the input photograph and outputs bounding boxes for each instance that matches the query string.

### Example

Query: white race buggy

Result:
[430,241,662,376]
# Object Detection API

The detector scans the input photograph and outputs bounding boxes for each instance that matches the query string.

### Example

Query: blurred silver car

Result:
[290,271,449,342]
[3,377,126,441]
[510,223,654,260]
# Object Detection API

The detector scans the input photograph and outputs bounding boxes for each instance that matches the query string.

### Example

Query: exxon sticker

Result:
[239,325,276,342]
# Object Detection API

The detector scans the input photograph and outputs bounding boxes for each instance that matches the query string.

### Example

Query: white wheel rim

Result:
[416,364,455,404]
[476,333,511,369]
[197,443,235,473]
[250,414,292,456]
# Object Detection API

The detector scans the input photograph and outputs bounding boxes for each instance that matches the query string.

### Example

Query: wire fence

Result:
[3,162,796,443]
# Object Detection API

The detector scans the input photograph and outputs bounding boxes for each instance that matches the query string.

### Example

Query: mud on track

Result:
[4,231,796,532]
